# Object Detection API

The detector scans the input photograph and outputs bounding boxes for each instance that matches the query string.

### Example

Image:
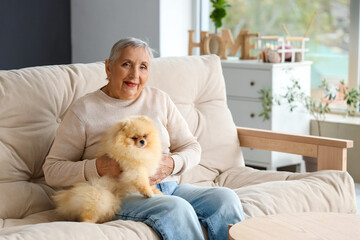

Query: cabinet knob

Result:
[250,81,255,86]
[250,113,255,118]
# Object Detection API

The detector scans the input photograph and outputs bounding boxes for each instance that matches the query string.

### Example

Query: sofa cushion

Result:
[215,167,357,218]
[148,55,244,184]
[0,220,158,240]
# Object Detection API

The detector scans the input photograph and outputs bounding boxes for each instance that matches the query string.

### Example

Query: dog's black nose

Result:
[139,140,145,145]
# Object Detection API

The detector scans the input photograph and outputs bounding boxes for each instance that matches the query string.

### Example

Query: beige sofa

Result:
[0,55,356,239]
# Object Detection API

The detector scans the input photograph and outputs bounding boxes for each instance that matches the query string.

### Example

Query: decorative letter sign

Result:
[188,29,259,60]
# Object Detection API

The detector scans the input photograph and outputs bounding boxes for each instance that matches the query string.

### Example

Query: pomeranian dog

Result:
[53,116,162,223]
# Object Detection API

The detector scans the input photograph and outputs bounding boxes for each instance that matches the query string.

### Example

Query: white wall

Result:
[71,0,160,63]
[71,0,195,63]
[159,0,193,57]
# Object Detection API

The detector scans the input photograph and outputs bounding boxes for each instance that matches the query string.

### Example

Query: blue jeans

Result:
[113,181,245,240]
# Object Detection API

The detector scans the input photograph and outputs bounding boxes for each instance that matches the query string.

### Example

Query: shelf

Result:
[221,58,312,70]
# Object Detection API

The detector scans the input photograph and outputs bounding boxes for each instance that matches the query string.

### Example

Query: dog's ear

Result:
[111,120,130,142]
[137,116,151,123]
[116,119,130,132]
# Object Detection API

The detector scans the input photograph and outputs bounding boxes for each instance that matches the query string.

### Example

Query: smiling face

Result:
[103,46,150,100]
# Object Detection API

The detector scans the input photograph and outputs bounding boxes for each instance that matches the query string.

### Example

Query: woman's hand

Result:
[149,155,175,185]
[96,155,123,178]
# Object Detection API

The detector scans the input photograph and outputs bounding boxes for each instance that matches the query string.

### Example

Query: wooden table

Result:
[229,212,360,240]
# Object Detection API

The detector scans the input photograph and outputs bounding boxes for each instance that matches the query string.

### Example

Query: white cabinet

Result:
[222,59,312,171]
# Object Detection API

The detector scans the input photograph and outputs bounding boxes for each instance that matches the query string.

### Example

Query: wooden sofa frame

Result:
[237,127,354,171]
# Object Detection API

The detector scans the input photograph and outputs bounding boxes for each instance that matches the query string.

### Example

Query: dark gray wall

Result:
[71,0,160,63]
[0,0,71,70]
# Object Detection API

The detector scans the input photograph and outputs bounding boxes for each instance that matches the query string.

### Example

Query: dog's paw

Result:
[139,187,154,198]
[143,190,153,198]
[81,213,98,223]
[152,188,163,195]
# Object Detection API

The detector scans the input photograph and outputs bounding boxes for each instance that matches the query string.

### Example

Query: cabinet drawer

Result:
[223,68,271,98]
[228,99,271,130]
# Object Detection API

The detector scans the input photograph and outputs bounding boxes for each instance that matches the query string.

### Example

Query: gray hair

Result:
[108,37,154,64]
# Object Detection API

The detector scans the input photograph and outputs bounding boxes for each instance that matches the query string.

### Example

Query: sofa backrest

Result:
[148,55,244,184]
[0,62,107,219]
[0,55,243,220]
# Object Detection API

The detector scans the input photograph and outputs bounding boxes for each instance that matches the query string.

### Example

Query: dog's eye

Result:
[131,137,138,141]
[143,135,147,139]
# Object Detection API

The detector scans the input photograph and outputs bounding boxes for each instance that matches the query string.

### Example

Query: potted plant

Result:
[205,0,231,56]
[259,79,360,135]
[210,0,231,34]
[259,79,360,172]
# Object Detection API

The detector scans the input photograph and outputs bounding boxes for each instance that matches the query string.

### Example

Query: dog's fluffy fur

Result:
[53,116,162,223]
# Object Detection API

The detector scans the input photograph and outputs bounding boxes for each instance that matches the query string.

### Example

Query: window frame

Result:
[349,0,360,89]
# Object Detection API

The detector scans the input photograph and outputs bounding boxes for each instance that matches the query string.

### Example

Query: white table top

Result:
[229,212,360,240]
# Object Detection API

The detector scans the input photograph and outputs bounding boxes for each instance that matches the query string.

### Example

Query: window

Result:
[201,0,359,113]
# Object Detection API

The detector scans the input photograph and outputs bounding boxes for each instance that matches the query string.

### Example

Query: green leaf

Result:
[210,0,230,31]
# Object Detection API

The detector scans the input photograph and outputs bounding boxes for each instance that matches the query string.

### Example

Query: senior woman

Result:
[43,37,245,240]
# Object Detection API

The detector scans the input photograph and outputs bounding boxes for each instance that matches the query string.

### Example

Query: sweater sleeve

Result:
[166,97,201,175]
[43,109,100,188]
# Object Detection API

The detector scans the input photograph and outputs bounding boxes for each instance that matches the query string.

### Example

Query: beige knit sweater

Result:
[43,86,201,188]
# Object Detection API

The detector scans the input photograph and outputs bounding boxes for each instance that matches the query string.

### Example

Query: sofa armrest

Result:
[237,127,353,171]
